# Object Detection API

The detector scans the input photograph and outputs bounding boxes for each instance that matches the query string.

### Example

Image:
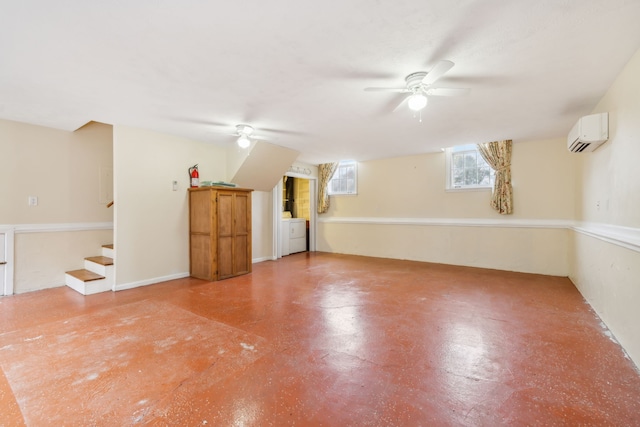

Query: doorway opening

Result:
[274,174,316,258]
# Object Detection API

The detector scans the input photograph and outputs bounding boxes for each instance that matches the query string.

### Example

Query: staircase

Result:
[65,244,114,295]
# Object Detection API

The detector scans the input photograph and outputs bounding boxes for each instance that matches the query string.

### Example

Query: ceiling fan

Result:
[234,124,261,148]
[211,123,305,148]
[172,116,305,147]
[364,60,469,113]
[217,124,272,148]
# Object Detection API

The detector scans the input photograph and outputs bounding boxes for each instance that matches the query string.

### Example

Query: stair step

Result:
[101,244,114,258]
[66,269,105,282]
[65,243,114,296]
[85,256,114,266]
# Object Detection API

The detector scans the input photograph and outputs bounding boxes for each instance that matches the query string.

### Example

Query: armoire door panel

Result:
[189,190,212,234]
[217,236,233,279]
[234,194,249,235]
[233,235,249,274]
[190,234,212,280]
[217,193,234,237]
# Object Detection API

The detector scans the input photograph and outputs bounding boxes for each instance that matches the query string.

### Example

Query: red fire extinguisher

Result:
[189,164,199,188]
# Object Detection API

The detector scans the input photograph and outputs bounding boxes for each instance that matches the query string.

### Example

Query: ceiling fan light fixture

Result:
[236,124,254,136]
[237,135,251,148]
[408,93,428,111]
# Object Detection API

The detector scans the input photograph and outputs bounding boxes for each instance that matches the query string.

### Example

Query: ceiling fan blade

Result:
[421,60,454,85]
[392,96,409,112]
[428,87,470,96]
[169,116,230,128]
[364,87,410,93]
[259,127,307,136]
[214,131,243,138]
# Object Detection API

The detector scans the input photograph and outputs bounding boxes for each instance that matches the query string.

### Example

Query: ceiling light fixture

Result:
[238,124,254,136]
[237,134,251,148]
[408,93,428,111]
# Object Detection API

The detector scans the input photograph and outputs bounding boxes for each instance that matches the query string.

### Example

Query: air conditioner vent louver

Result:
[569,141,591,153]
[567,113,609,153]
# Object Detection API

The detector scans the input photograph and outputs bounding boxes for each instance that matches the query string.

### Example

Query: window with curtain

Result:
[476,139,513,215]
[445,144,495,190]
[328,160,357,195]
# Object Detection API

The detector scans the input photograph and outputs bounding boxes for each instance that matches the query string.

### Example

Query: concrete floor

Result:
[1,252,639,425]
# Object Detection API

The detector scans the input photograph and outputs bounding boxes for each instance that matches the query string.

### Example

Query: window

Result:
[328,160,357,195]
[445,144,494,190]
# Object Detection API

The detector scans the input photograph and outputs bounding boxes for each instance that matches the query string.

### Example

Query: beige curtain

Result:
[477,140,513,215]
[317,162,338,214]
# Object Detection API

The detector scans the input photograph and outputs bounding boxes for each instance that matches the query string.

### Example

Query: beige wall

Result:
[576,57,640,228]
[324,138,576,220]
[112,126,227,289]
[0,120,113,293]
[570,48,640,366]
[252,191,274,262]
[318,138,577,275]
[0,120,113,224]
[320,223,570,276]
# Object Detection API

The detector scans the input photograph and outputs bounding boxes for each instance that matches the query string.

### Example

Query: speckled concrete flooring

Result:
[1,252,639,425]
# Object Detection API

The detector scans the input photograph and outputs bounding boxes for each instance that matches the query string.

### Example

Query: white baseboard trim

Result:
[114,272,190,292]
[252,256,273,264]
[7,222,114,233]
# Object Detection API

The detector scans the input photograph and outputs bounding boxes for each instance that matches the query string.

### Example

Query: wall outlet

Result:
[28,196,38,206]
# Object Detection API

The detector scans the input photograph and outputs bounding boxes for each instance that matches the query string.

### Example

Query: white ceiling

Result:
[2,0,640,164]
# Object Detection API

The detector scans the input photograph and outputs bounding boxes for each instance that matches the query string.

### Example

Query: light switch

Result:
[172,181,178,191]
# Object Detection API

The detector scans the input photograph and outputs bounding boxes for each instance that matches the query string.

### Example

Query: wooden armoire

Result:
[188,186,253,281]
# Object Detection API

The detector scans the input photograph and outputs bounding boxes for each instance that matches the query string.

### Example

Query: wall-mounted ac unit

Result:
[567,112,609,153]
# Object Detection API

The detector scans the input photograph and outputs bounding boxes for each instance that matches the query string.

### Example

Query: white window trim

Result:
[328,160,358,196]
[444,146,494,192]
